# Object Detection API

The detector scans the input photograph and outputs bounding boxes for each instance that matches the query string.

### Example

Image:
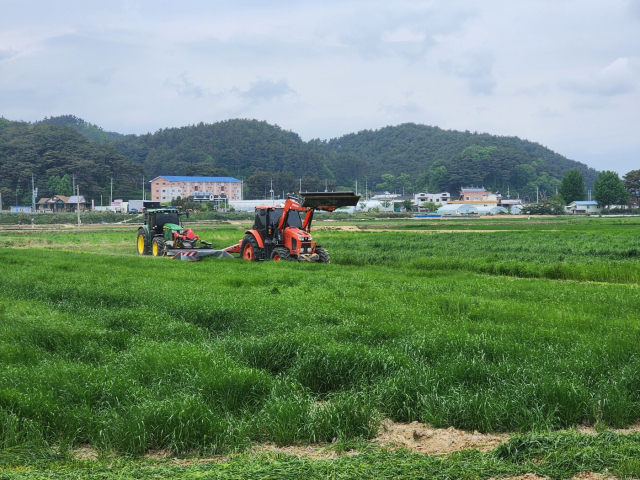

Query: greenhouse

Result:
[476,206,509,215]
[437,204,479,215]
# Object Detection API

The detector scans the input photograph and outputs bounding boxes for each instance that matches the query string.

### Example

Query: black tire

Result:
[271,246,291,261]
[315,246,330,264]
[152,237,166,257]
[137,229,149,255]
[240,234,263,261]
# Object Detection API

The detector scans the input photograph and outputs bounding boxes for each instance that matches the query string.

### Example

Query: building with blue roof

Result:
[565,200,601,215]
[150,176,243,203]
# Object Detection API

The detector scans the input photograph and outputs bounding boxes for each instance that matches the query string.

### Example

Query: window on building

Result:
[466,196,470,201]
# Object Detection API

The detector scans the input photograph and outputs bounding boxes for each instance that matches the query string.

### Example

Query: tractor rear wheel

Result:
[241,234,263,261]
[315,246,330,264]
[137,229,149,255]
[271,246,291,261]
[152,237,166,257]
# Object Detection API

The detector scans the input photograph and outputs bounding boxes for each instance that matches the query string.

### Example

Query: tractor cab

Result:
[224,192,360,262]
[145,208,185,235]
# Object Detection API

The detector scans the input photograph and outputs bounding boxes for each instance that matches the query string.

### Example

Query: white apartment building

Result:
[150,176,243,203]
[414,192,451,208]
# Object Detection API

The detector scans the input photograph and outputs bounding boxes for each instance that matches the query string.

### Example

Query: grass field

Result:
[1,216,639,478]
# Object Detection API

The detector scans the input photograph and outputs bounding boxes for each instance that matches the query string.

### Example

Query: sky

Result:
[1,0,639,174]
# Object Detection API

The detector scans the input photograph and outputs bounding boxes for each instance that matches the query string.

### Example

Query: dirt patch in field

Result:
[489,475,549,480]
[72,445,99,461]
[376,420,507,454]
[576,424,640,435]
[250,443,355,460]
[489,474,610,480]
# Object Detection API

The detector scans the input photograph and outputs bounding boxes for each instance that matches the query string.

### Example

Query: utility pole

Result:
[142,174,145,201]
[299,177,302,193]
[536,186,539,203]
[269,178,274,204]
[76,185,80,229]
[110,177,113,205]
[32,174,36,212]
[324,179,328,192]
[355,179,358,195]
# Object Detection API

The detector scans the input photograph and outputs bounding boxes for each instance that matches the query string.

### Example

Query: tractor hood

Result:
[287,227,312,241]
[163,223,183,232]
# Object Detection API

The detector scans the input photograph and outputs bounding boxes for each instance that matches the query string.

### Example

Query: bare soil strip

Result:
[71,420,640,464]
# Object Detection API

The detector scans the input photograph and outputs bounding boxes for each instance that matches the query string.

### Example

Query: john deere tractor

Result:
[136,207,212,257]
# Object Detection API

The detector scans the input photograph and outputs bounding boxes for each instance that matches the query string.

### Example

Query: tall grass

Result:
[0,219,639,455]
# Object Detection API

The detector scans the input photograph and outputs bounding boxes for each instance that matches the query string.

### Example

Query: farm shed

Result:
[437,204,479,215]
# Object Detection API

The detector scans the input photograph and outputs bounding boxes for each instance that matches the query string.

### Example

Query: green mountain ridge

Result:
[0,115,598,205]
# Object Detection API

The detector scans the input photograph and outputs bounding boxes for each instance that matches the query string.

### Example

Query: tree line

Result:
[2,115,631,210]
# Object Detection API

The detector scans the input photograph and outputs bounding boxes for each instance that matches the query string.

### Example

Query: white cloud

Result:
[0,1,639,174]
[164,74,207,99]
[440,51,497,95]
[560,58,637,97]
[233,79,296,104]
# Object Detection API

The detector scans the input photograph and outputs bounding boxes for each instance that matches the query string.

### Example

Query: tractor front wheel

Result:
[241,234,263,261]
[315,246,330,264]
[152,237,166,257]
[271,246,291,261]
[137,230,149,255]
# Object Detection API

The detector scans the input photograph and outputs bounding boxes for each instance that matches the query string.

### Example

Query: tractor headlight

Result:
[298,236,303,241]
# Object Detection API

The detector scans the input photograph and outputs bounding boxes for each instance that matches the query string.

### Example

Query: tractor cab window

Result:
[286,211,302,228]
[269,209,283,228]
[254,209,266,231]
[154,212,179,228]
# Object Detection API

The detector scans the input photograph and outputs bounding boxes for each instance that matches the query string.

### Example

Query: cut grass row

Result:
[2,218,638,283]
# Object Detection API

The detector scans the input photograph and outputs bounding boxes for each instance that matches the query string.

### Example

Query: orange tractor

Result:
[224,192,360,262]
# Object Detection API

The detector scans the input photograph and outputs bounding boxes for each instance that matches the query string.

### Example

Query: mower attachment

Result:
[298,192,360,212]
[168,249,234,261]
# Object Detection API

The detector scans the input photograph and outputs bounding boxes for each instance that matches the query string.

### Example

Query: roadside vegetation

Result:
[1,217,639,478]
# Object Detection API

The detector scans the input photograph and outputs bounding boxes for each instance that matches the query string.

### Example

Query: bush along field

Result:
[0,217,640,478]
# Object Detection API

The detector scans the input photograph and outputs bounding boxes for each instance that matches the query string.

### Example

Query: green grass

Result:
[2,433,640,479]
[0,217,639,473]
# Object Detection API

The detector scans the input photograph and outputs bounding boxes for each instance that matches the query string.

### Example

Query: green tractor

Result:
[136,207,214,257]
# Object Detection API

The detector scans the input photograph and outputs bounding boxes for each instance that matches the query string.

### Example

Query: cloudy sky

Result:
[1,0,639,173]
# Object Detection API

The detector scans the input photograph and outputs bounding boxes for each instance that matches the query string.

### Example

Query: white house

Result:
[565,201,602,215]
[414,192,451,210]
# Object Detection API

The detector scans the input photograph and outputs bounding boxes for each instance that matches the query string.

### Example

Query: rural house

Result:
[565,201,602,215]
[37,195,91,212]
[413,192,451,210]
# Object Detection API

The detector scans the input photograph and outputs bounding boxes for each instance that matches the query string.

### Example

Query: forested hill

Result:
[37,115,123,143]
[319,123,598,196]
[1,115,598,203]
[0,119,141,205]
